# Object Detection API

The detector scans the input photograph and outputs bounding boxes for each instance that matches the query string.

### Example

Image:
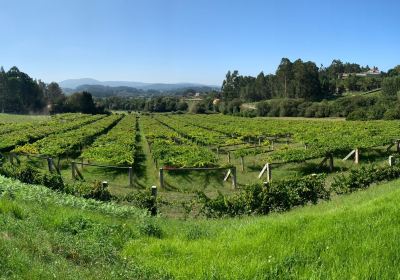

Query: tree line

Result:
[0,66,104,114]
[221,58,383,102]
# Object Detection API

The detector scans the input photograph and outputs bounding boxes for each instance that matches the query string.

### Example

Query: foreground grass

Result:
[1,175,400,279]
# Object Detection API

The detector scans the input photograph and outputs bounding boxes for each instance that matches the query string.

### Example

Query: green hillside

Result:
[1,175,400,279]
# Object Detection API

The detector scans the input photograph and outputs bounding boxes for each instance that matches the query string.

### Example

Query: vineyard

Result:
[1,112,400,216]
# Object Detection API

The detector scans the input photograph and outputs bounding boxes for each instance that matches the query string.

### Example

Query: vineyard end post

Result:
[231,167,237,189]
[266,163,271,183]
[328,154,334,172]
[151,185,157,216]
[355,148,359,164]
[47,157,53,173]
[389,155,395,166]
[71,161,76,179]
[128,167,133,187]
[159,168,164,189]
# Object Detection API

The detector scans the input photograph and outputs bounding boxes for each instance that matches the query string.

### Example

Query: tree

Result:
[46,82,64,103]
[0,67,6,113]
[276,58,294,98]
[221,70,240,101]
[66,91,97,114]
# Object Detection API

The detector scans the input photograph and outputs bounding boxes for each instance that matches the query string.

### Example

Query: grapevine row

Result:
[1,114,104,151]
[141,115,217,167]
[14,115,121,157]
[81,114,137,166]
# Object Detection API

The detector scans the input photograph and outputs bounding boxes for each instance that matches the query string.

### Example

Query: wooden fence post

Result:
[231,167,237,189]
[328,154,334,172]
[271,141,274,151]
[47,157,53,172]
[159,168,164,189]
[266,163,271,183]
[102,181,108,196]
[227,151,231,163]
[151,185,157,216]
[240,156,244,172]
[355,148,359,164]
[71,161,76,179]
[389,155,395,166]
[128,167,133,187]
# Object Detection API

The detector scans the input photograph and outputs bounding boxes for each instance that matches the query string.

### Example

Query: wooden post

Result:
[151,185,157,216]
[397,140,400,153]
[258,137,261,146]
[159,168,164,189]
[240,156,244,172]
[128,167,133,187]
[355,148,359,164]
[71,161,76,179]
[102,181,108,195]
[271,141,274,151]
[227,151,231,163]
[47,157,53,172]
[304,143,308,150]
[266,163,271,183]
[328,154,334,172]
[216,147,219,157]
[389,156,395,166]
[223,169,231,181]
[231,167,237,189]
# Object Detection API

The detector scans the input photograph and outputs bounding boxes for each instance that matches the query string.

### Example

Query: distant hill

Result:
[62,84,218,97]
[59,78,219,93]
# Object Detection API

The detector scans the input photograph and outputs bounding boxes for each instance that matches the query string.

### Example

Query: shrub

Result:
[138,219,164,238]
[0,162,64,190]
[65,181,112,201]
[331,164,400,194]
[123,190,157,214]
[197,174,328,217]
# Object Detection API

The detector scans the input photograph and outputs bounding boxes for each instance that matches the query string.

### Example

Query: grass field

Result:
[0,113,49,123]
[1,174,400,279]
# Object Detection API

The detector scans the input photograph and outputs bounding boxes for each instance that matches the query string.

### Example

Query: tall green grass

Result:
[2,175,400,279]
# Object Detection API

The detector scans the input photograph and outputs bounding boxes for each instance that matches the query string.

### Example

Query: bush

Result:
[331,164,400,194]
[0,162,64,190]
[138,219,164,238]
[0,162,111,201]
[197,174,328,217]
[64,181,112,201]
[346,108,368,120]
[123,190,157,213]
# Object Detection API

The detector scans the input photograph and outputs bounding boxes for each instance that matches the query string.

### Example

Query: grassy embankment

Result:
[2,174,400,279]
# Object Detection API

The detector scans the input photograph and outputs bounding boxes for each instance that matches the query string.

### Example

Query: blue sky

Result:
[0,0,399,85]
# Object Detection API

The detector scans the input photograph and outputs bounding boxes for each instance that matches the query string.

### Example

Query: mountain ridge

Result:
[59,78,219,91]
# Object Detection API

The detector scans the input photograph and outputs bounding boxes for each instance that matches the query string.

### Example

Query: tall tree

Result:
[275,58,294,98]
[221,70,240,101]
[0,67,6,113]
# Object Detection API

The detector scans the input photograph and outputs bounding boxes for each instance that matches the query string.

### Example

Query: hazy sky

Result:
[0,0,399,85]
